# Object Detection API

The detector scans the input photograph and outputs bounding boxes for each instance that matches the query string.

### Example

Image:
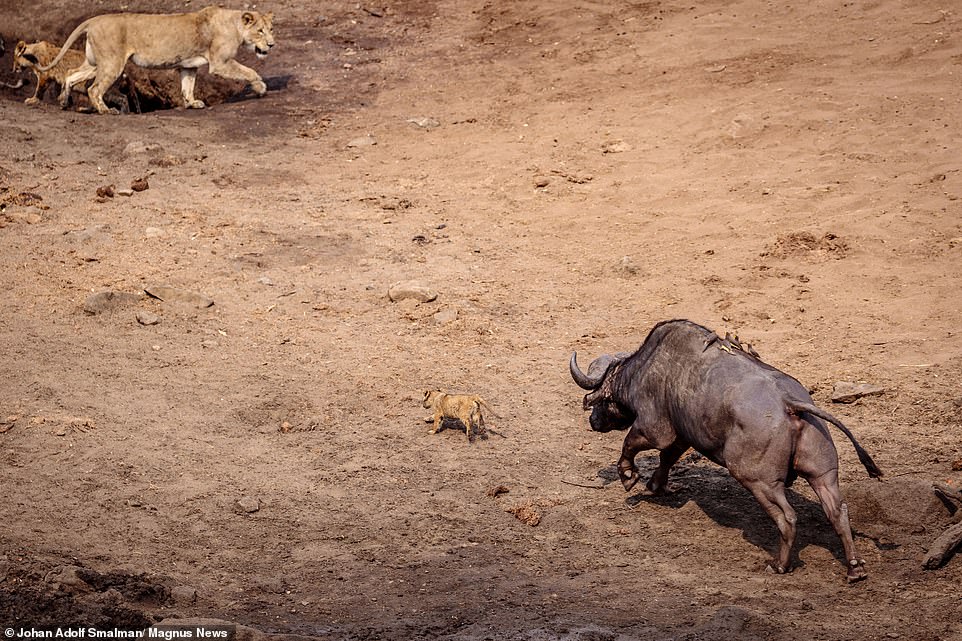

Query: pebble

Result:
[831,381,885,403]
[234,496,261,514]
[171,585,198,604]
[347,135,377,148]
[123,141,161,155]
[388,281,438,303]
[84,290,143,315]
[144,284,214,309]
[433,308,458,324]
[406,117,440,129]
[136,311,161,326]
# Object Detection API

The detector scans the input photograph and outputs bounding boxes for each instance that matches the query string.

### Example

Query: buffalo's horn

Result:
[570,352,604,390]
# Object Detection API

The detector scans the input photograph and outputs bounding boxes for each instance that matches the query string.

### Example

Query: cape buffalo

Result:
[570,319,882,582]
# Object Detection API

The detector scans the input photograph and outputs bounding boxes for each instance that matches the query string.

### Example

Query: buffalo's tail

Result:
[789,401,883,479]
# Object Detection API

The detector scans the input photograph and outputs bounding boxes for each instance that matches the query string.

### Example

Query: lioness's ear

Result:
[242,11,256,26]
[15,41,26,54]
[265,12,274,23]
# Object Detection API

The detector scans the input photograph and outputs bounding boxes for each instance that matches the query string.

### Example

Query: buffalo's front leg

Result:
[618,427,657,491]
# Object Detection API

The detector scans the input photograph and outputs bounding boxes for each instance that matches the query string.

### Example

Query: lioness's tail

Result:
[476,398,499,419]
[789,401,883,478]
[37,18,93,72]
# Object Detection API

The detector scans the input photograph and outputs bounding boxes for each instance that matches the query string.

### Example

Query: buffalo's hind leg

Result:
[744,479,797,575]
[808,469,866,583]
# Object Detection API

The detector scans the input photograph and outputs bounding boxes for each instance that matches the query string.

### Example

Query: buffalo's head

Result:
[570,352,635,432]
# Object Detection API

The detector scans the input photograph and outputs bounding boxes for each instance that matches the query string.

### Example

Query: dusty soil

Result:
[2,0,962,639]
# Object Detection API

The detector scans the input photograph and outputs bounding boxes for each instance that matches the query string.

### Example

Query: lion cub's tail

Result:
[37,18,93,72]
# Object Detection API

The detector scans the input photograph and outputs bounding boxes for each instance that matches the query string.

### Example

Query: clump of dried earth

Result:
[1,0,961,639]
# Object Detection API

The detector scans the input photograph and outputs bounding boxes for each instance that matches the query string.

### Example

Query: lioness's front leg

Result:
[179,69,206,109]
[208,59,266,97]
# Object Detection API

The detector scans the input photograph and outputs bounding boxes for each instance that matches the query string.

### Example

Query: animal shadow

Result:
[600,454,875,570]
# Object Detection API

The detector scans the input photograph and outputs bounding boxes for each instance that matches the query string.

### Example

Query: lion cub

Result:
[422,390,493,442]
[12,41,86,106]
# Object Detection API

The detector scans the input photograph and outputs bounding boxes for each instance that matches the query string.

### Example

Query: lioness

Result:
[422,390,493,442]
[39,6,274,114]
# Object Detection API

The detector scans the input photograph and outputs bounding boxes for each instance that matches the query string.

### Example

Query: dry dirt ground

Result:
[2,0,962,639]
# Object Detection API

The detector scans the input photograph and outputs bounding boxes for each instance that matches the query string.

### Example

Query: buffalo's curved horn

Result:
[570,352,604,390]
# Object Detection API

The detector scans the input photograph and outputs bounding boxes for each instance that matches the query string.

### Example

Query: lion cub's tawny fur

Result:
[13,41,86,106]
[422,391,493,442]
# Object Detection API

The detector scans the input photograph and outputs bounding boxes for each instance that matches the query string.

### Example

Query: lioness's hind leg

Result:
[87,59,125,114]
[60,64,96,109]
[179,69,206,109]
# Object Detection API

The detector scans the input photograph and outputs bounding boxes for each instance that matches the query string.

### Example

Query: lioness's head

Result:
[242,11,275,59]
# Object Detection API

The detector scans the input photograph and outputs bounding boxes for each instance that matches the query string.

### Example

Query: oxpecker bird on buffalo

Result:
[570,319,882,583]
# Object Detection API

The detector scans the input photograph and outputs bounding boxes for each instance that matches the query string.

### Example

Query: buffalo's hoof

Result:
[846,559,867,583]
[620,472,640,492]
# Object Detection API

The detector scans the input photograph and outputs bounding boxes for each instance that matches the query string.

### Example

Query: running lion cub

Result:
[422,390,493,442]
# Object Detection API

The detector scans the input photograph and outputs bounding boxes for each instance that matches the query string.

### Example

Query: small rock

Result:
[145,285,214,309]
[388,281,437,303]
[602,140,633,154]
[144,227,165,238]
[615,255,640,276]
[131,177,149,192]
[831,381,885,404]
[136,311,161,326]
[534,176,550,188]
[347,135,377,148]
[433,308,458,324]
[96,184,116,199]
[116,188,134,197]
[84,290,143,315]
[45,566,92,593]
[234,496,261,514]
[170,585,198,604]
[123,141,161,155]
[257,276,275,286]
[406,117,440,129]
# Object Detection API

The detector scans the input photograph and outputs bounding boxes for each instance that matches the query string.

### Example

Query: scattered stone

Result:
[144,227,165,238]
[406,117,440,129]
[506,502,542,527]
[3,192,44,208]
[347,135,377,148]
[136,311,161,326]
[486,484,510,498]
[258,276,275,286]
[234,496,261,514]
[170,585,198,604]
[601,140,633,154]
[831,381,885,404]
[615,255,640,276]
[145,285,214,309]
[45,565,92,593]
[149,154,183,168]
[388,281,437,303]
[123,141,161,155]
[84,290,143,315]
[433,308,458,324]
[96,184,116,199]
[534,176,550,188]
[0,415,18,434]
[131,177,149,192]
[116,188,135,197]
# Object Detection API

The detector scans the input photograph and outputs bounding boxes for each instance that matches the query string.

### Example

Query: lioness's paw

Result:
[187,100,206,109]
[24,97,40,106]
[252,80,267,96]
